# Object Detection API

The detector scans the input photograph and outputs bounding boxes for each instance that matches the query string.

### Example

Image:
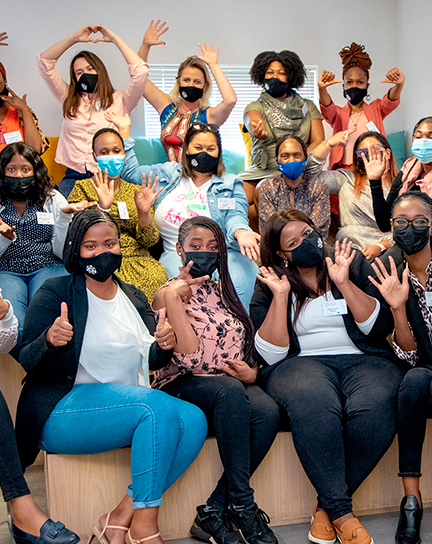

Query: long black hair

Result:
[63,209,121,274]
[0,142,54,205]
[260,209,329,324]
[178,216,255,366]
[249,50,306,90]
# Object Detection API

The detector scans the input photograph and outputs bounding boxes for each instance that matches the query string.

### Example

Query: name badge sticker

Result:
[218,198,236,210]
[365,121,380,133]
[36,212,55,225]
[117,202,129,220]
[3,131,23,145]
[425,292,432,307]
[323,299,348,317]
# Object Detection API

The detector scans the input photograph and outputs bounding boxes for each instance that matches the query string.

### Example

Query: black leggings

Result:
[0,390,30,502]
[162,375,280,508]
[398,366,432,477]
[264,354,403,521]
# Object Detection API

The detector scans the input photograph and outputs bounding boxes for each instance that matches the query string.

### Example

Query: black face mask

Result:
[3,175,36,201]
[75,73,98,94]
[393,225,430,256]
[78,251,122,282]
[184,251,219,278]
[263,78,288,98]
[343,87,368,106]
[179,86,204,103]
[289,230,325,269]
[0,86,8,108]
[187,152,219,174]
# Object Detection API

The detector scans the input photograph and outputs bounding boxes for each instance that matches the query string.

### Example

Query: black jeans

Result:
[0,391,30,502]
[162,375,280,508]
[264,354,403,522]
[398,366,432,477]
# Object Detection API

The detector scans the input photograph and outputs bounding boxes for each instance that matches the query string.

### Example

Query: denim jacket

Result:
[121,137,251,249]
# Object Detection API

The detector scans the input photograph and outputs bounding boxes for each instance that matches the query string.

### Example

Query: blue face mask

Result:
[277,158,307,181]
[411,139,432,165]
[96,155,125,178]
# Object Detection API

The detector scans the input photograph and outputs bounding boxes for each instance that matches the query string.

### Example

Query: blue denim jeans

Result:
[58,168,93,198]
[0,264,68,357]
[39,384,207,509]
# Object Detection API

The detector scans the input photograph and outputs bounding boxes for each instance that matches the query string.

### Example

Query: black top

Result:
[16,273,172,469]
[249,253,398,385]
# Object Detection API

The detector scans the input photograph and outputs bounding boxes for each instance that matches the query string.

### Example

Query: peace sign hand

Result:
[369,256,409,310]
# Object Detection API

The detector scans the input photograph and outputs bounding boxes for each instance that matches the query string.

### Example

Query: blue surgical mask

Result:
[411,139,432,165]
[96,155,125,178]
[277,158,307,181]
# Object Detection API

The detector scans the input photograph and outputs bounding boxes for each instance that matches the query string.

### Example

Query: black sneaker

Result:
[191,505,244,544]
[228,503,278,544]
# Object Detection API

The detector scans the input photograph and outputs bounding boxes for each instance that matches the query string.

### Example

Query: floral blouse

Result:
[152,279,246,389]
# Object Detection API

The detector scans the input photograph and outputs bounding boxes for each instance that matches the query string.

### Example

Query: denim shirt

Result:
[121,137,251,249]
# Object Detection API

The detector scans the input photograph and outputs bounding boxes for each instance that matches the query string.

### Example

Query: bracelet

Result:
[376,242,387,253]
[97,203,111,213]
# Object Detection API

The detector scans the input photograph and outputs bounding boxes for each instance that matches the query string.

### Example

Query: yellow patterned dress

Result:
[68,178,168,301]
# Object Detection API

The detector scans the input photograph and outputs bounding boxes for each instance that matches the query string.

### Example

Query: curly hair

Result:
[339,43,372,79]
[170,57,212,109]
[0,142,55,205]
[249,50,306,90]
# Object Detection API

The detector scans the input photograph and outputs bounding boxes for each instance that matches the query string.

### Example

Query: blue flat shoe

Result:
[12,519,80,544]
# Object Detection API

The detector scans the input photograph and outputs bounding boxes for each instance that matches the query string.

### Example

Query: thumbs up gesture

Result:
[46,302,74,347]
[154,308,176,350]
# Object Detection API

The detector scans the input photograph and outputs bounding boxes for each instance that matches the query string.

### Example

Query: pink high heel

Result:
[88,512,128,544]
[125,529,161,544]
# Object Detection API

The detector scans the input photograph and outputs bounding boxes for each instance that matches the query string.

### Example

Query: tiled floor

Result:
[1,466,432,544]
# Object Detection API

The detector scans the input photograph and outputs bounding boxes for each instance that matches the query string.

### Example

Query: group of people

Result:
[1,21,432,544]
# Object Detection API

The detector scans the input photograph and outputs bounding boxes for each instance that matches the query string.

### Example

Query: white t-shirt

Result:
[75,286,154,387]
[154,177,212,253]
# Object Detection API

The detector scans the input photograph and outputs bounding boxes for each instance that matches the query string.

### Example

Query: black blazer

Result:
[16,273,172,469]
[250,253,398,385]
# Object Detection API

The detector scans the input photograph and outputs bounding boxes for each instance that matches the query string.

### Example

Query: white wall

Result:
[2,0,423,141]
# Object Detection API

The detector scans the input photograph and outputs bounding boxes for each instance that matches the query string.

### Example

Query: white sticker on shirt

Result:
[36,212,55,225]
[218,198,236,210]
[323,299,348,316]
[425,292,432,307]
[366,121,380,133]
[3,131,23,145]
[117,202,129,220]
[302,102,308,116]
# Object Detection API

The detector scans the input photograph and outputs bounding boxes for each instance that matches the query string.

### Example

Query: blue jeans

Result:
[39,384,207,509]
[0,264,68,357]
[58,168,93,198]
[160,249,258,309]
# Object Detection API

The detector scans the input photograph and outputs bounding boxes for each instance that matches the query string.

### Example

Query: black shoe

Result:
[395,495,422,544]
[191,505,243,544]
[228,504,278,544]
[12,519,80,544]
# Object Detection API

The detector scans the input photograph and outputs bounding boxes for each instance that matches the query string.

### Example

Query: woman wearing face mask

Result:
[15,209,207,544]
[116,113,260,309]
[0,61,49,154]
[37,24,148,197]
[318,42,404,171]
[250,209,404,544]
[152,216,280,544]
[68,123,168,301]
[0,143,94,356]
[368,192,432,544]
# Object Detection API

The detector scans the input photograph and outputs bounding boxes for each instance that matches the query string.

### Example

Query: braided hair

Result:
[178,216,256,366]
[63,209,120,274]
[339,43,372,79]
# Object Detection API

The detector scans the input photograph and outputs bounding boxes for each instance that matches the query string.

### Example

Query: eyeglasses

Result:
[355,144,382,159]
[392,217,431,230]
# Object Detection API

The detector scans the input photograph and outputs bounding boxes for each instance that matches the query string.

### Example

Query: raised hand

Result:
[222,359,257,384]
[61,200,98,215]
[2,88,30,113]
[165,276,209,304]
[46,302,73,347]
[134,171,163,215]
[0,32,8,46]
[256,266,291,296]
[195,43,219,66]
[235,230,260,261]
[318,70,342,89]
[0,218,16,240]
[154,308,176,350]
[72,25,97,43]
[142,20,169,47]
[104,111,131,139]
[249,120,268,140]
[91,167,115,210]
[369,256,409,310]
[92,25,117,43]
[177,260,194,280]
[362,143,388,181]
[381,67,405,86]
[325,238,356,286]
